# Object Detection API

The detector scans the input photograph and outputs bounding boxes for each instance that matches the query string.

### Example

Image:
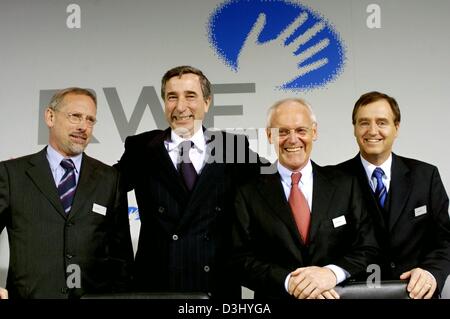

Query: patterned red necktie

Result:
[288,172,311,244]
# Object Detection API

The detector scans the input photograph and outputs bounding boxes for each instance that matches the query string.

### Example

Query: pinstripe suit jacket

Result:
[116,128,260,298]
[0,148,133,298]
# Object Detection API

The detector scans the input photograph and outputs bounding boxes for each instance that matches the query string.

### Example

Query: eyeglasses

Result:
[272,127,312,138]
[52,109,97,127]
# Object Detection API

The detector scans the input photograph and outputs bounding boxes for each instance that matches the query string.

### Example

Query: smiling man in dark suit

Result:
[115,65,260,298]
[0,87,133,299]
[232,98,379,299]
[336,91,450,299]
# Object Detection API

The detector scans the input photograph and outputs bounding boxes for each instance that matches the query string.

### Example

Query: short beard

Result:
[65,142,87,156]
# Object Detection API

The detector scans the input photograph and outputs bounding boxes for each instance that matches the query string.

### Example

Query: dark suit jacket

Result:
[115,128,260,298]
[232,162,379,299]
[0,148,134,299]
[336,154,450,294]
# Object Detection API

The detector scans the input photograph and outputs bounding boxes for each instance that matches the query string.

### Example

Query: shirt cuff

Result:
[324,264,349,285]
[284,273,291,293]
[284,265,349,292]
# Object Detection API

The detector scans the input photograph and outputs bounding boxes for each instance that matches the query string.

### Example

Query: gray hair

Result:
[161,65,211,101]
[48,87,97,110]
[266,98,317,128]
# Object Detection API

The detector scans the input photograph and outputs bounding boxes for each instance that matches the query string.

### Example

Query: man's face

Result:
[164,73,211,137]
[353,99,399,165]
[45,93,96,157]
[267,101,317,171]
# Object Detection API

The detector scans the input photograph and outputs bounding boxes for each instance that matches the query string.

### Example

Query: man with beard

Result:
[0,87,133,299]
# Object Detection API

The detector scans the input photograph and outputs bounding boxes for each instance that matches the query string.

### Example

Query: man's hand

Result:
[0,287,8,299]
[400,268,437,299]
[316,288,340,299]
[237,12,330,89]
[288,266,338,299]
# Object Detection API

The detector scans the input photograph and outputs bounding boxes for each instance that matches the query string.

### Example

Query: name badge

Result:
[332,215,347,228]
[414,205,427,217]
[92,203,107,216]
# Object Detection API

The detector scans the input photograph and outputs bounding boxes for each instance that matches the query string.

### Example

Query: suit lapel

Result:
[257,172,304,248]
[178,130,225,228]
[68,154,98,219]
[26,148,66,218]
[308,163,335,244]
[185,129,217,203]
[388,154,411,231]
[352,155,388,230]
[149,129,190,206]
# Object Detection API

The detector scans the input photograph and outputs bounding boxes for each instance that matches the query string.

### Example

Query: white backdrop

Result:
[1,0,449,296]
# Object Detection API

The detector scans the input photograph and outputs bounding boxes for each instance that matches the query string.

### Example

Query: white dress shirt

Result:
[360,154,392,192]
[278,161,348,293]
[278,160,313,210]
[164,128,207,174]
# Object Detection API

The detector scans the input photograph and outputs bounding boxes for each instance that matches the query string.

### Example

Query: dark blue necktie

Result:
[178,141,198,191]
[58,159,77,213]
[372,167,387,208]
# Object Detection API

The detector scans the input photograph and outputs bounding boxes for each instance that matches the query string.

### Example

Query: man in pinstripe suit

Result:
[0,88,133,298]
[116,66,260,298]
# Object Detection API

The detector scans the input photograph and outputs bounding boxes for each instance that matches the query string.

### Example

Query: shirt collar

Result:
[277,159,313,185]
[46,144,82,174]
[360,153,392,181]
[167,128,206,153]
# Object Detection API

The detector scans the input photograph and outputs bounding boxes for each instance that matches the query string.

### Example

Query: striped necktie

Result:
[372,167,387,208]
[58,159,77,213]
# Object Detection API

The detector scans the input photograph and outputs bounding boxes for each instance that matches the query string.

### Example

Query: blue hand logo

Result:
[207,0,346,91]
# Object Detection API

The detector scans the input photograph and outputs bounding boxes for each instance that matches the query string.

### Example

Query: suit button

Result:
[204,265,210,272]
[66,222,74,227]
[203,234,210,241]
[215,206,221,212]
[66,254,73,259]
[172,234,179,241]
[158,206,165,214]
[390,262,396,268]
